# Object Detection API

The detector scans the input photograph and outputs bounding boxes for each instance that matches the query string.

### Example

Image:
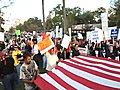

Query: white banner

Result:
[0,32,4,41]
[90,28,103,43]
[101,13,108,33]
[86,31,91,41]
[61,34,71,49]
[56,26,59,38]
[68,28,71,38]
[104,27,117,40]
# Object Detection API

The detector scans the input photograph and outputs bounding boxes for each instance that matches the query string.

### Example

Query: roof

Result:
[72,24,101,30]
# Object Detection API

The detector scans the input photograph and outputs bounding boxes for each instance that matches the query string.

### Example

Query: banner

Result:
[101,13,108,32]
[117,29,120,40]
[56,26,59,38]
[90,28,103,43]
[68,28,71,38]
[16,30,21,36]
[61,34,71,49]
[104,27,117,40]
[78,33,83,39]
[0,32,4,41]
[110,28,119,38]
[37,37,54,54]
[33,31,36,35]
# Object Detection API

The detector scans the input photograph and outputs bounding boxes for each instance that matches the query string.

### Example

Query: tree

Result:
[0,0,14,32]
[42,0,46,31]
[46,4,81,31]
[93,7,106,23]
[16,17,43,32]
[9,26,15,33]
[114,0,120,27]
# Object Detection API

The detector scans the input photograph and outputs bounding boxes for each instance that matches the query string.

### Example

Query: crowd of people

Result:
[0,33,119,90]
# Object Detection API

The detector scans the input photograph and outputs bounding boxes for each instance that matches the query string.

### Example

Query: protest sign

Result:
[38,37,54,54]
[61,34,71,49]
[33,31,36,35]
[78,33,83,39]
[0,32,4,41]
[16,30,21,36]
[90,28,103,43]
[117,29,120,40]
[110,28,119,38]
[68,28,71,38]
[86,31,91,41]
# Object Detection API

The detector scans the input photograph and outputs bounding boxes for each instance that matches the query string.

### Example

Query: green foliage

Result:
[114,0,120,28]
[16,17,43,32]
[46,4,106,30]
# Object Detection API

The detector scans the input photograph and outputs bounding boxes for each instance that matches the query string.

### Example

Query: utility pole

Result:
[63,0,67,34]
[42,0,46,32]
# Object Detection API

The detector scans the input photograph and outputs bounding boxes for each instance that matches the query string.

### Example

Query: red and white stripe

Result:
[34,56,120,90]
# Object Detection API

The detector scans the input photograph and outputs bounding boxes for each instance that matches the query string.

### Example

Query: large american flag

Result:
[34,56,120,90]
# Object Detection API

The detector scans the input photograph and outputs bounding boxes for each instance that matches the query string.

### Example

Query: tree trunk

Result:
[63,0,67,34]
[42,0,46,31]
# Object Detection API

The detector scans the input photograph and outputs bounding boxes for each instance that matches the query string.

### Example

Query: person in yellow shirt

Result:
[12,45,23,85]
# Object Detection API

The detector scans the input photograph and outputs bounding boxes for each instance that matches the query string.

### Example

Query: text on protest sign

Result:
[110,29,119,38]
[37,37,54,54]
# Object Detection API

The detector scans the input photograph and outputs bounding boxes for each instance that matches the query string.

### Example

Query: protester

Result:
[89,42,96,56]
[106,45,116,60]
[12,45,23,85]
[72,44,80,57]
[0,49,16,90]
[0,41,5,51]
[20,51,39,90]
[45,47,59,71]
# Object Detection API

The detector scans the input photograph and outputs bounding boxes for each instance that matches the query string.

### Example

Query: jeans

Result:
[2,73,16,90]
[43,55,47,69]
[15,64,21,85]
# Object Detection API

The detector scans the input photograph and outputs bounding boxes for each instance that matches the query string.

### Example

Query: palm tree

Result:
[42,0,46,31]
[63,0,67,34]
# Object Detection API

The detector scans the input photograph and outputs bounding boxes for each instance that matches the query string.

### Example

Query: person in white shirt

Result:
[45,47,59,71]
[20,51,39,90]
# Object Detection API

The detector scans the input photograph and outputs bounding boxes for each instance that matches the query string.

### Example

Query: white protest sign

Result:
[61,34,71,49]
[101,13,108,32]
[104,27,117,40]
[59,28,63,38]
[33,31,36,35]
[51,31,55,37]
[68,28,71,38]
[56,26,59,38]
[86,31,91,40]
[78,33,83,39]
[90,28,103,43]
[117,29,120,40]
[0,32,4,41]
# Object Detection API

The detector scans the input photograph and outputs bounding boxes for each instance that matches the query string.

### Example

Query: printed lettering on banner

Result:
[37,37,54,54]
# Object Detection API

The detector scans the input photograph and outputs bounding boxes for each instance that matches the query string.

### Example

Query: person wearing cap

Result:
[12,45,23,85]
[0,49,16,90]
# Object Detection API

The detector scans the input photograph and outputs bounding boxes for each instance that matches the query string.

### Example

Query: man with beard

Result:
[20,51,39,90]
